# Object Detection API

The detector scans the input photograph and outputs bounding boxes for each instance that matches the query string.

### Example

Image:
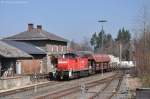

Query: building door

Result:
[16,61,21,74]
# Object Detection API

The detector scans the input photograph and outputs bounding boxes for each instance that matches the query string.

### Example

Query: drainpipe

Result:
[0,60,1,77]
[40,60,42,73]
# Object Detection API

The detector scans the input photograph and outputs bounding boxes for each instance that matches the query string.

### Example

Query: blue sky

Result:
[0,0,148,42]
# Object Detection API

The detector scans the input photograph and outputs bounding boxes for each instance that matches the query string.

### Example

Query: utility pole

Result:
[143,6,147,49]
[143,7,148,66]
[98,20,107,53]
[119,43,122,62]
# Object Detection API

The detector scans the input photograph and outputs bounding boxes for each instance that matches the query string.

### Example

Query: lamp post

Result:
[98,20,107,77]
[98,20,107,53]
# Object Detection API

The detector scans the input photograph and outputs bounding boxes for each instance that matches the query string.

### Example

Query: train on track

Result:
[49,51,111,80]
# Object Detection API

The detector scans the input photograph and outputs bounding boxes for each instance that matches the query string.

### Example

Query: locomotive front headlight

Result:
[69,69,72,77]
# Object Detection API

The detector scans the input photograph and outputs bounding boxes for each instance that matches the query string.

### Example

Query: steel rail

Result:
[35,74,118,99]
[89,74,123,99]
[0,81,61,97]
[107,75,123,99]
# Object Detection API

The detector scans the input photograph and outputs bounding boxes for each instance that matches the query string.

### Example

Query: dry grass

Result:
[139,74,150,87]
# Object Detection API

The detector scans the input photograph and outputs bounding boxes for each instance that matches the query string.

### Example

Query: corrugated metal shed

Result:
[3,40,46,55]
[5,29,67,42]
[0,41,32,58]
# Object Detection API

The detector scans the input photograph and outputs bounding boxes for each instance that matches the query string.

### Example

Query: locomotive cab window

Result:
[63,53,78,58]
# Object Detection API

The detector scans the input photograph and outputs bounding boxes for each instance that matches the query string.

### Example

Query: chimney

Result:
[37,25,42,32]
[28,23,33,32]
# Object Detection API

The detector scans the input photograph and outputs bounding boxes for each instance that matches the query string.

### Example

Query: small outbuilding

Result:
[2,40,47,74]
[0,41,32,77]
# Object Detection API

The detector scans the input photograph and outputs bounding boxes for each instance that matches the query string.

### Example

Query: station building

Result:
[4,23,68,74]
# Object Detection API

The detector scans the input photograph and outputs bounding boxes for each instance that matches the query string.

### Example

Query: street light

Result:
[98,20,107,53]
[98,20,107,77]
[98,20,107,23]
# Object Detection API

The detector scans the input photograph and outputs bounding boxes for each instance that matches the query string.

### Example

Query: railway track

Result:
[89,73,124,99]
[34,73,119,99]
[1,72,116,99]
[108,76,123,99]
[0,81,61,97]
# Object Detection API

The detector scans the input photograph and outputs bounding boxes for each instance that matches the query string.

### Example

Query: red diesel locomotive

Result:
[50,52,110,80]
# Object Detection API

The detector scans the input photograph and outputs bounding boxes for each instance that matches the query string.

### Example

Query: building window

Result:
[47,45,54,52]
[51,45,54,52]
[53,45,56,52]
[56,46,58,52]
[63,46,67,52]
[58,45,62,52]
[61,46,64,52]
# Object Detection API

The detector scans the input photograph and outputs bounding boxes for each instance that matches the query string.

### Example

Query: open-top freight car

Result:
[49,52,110,80]
[92,54,111,73]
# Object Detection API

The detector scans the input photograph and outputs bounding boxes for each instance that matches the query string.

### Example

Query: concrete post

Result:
[101,63,103,77]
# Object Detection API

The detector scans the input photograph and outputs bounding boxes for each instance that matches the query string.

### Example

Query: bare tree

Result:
[69,37,92,52]
[134,2,150,87]
[79,37,93,51]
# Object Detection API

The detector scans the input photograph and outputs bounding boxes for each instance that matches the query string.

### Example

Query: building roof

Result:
[3,40,46,55]
[5,24,67,42]
[0,41,32,58]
